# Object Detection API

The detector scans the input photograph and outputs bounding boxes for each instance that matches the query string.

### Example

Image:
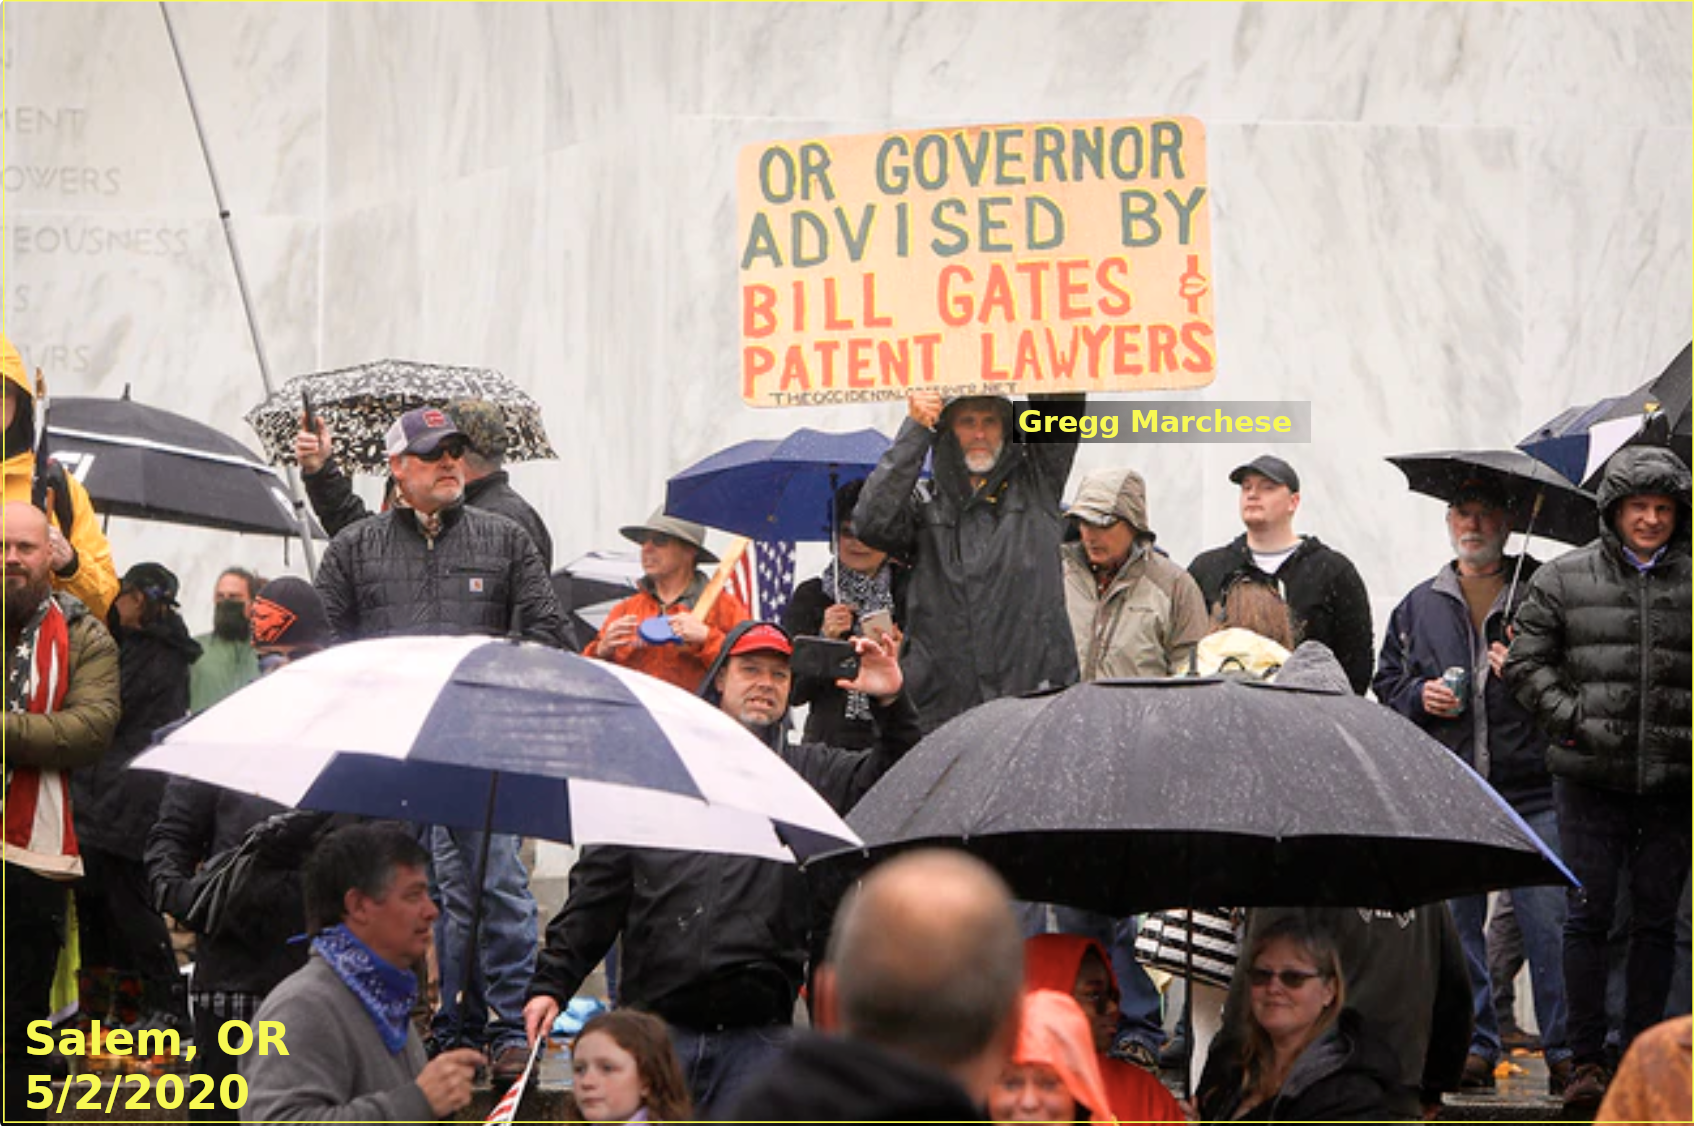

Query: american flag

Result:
[483,1037,543,1125]
[728,540,797,623]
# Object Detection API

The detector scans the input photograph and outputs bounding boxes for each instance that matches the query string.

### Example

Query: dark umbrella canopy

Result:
[1387,448,1598,546]
[665,428,891,541]
[833,676,1572,915]
[45,395,321,538]
[1519,342,1692,488]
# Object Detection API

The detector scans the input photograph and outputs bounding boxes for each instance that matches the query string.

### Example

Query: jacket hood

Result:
[1594,446,1691,554]
[697,618,790,751]
[1024,933,1113,996]
[1068,467,1154,538]
[1,332,35,463]
[1279,1008,1403,1105]
[1273,640,1352,694]
[1011,991,1115,1125]
[934,395,1020,499]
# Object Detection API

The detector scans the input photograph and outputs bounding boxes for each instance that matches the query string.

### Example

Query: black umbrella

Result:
[45,393,323,539]
[551,549,644,647]
[829,676,1572,916]
[1386,449,1598,547]
[1519,341,1692,488]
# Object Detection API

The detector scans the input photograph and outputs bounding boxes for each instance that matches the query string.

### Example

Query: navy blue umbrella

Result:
[132,635,859,863]
[1519,342,1691,489]
[665,428,892,542]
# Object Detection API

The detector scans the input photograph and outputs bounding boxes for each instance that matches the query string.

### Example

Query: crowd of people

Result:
[3,325,1690,1124]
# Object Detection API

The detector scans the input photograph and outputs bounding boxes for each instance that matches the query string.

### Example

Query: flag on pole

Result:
[484,1037,544,1125]
[728,540,796,623]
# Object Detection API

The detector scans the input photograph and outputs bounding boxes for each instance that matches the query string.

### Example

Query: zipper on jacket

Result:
[1638,568,1651,791]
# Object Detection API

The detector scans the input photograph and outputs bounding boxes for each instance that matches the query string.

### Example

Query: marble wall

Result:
[4,2,1689,638]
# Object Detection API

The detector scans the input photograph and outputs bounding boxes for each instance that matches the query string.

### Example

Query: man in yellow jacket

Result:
[1,332,117,618]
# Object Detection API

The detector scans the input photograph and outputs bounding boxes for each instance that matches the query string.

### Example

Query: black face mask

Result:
[212,599,250,641]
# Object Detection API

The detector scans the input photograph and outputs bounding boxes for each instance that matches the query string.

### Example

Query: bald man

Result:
[3,501,121,1122]
[730,850,1024,1121]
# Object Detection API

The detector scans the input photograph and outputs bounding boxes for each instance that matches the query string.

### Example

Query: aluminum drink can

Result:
[1442,666,1470,713]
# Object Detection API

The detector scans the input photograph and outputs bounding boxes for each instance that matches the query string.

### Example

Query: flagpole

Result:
[158,1,318,577]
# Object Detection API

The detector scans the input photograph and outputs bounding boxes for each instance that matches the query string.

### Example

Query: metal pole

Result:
[1505,491,1544,617]
[158,2,318,577]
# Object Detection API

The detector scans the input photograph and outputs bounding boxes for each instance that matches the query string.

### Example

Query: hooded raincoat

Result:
[1006,990,1119,1125]
[1023,934,1187,1123]
[1,333,118,617]
[853,395,1082,732]
[1063,468,1210,680]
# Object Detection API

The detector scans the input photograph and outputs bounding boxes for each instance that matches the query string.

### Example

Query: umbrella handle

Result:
[1506,492,1545,618]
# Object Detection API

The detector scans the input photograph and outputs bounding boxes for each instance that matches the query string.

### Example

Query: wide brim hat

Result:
[619,508,719,564]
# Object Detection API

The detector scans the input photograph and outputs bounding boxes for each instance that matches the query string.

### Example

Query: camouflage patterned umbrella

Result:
[245,359,556,474]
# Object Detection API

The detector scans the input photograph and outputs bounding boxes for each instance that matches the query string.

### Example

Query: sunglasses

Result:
[413,441,468,463]
[640,532,678,548]
[1247,966,1326,990]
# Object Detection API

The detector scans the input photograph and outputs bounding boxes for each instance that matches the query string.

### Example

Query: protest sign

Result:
[738,117,1214,407]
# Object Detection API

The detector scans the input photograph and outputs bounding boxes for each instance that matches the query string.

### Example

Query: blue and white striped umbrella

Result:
[131,636,859,863]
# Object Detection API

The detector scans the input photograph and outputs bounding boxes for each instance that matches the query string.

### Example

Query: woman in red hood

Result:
[1026,934,1186,1123]
[991,990,1117,1125]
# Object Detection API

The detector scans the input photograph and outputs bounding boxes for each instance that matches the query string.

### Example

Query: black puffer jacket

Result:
[1189,534,1375,695]
[852,395,1082,732]
[72,611,202,859]
[1199,1008,1419,1122]
[528,622,922,1028]
[305,461,554,570]
[315,501,566,646]
[1504,446,1691,795]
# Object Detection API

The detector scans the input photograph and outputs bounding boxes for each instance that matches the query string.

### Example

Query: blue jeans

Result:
[429,826,539,1053]
[1017,903,1165,1050]
[1449,807,1570,1064]
[1556,778,1692,1064]
[667,1023,792,1119]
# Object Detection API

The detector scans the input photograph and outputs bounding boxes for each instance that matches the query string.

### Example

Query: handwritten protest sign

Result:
[737,117,1213,407]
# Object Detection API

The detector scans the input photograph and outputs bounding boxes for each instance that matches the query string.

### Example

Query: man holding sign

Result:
[853,389,1083,732]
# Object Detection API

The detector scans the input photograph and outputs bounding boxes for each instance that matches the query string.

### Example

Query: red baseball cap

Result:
[727,623,793,658]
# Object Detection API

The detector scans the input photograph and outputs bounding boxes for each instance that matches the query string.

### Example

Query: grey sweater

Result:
[240,955,435,1123]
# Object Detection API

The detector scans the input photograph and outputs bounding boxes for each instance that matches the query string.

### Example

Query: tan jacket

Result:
[1062,542,1209,679]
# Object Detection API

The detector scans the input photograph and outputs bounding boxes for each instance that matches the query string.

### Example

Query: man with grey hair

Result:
[729,849,1025,1121]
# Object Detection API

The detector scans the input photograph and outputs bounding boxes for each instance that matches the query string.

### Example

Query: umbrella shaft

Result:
[159,1,318,576]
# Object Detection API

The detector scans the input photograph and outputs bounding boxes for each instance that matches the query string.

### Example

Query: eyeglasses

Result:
[412,441,467,463]
[1247,966,1326,990]
[640,532,677,548]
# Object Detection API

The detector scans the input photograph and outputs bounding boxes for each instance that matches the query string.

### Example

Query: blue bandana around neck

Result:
[311,923,418,1055]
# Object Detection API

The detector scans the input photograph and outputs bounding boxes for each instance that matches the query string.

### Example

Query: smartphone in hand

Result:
[859,609,895,643]
[791,636,861,682]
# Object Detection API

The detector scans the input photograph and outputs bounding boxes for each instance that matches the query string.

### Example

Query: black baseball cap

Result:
[1229,454,1300,493]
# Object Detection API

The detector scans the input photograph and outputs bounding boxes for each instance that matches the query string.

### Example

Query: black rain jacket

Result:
[1189,534,1375,695]
[528,621,921,1029]
[72,611,201,859]
[851,395,1082,732]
